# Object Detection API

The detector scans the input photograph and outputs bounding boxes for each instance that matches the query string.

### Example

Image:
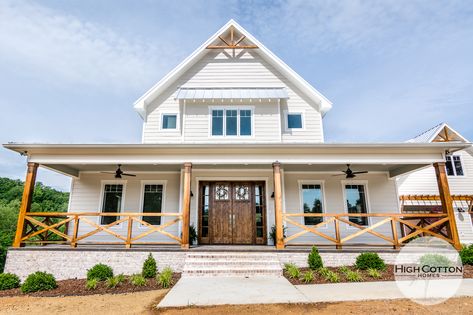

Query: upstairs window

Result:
[446,155,464,176]
[162,114,177,130]
[285,111,303,130]
[211,108,253,136]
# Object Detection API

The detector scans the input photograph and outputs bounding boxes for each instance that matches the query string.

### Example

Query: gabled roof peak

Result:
[407,122,468,143]
[134,20,332,119]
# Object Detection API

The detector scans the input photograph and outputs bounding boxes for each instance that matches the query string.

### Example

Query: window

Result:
[211,108,253,136]
[287,113,303,129]
[201,184,210,238]
[101,184,123,225]
[301,184,324,225]
[255,184,265,238]
[142,184,163,225]
[162,114,177,129]
[345,184,368,226]
[446,155,464,176]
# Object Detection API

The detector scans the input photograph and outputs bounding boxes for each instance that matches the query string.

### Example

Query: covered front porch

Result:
[4,142,469,251]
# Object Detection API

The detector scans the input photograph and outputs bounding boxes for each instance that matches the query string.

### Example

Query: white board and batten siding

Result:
[142,50,324,144]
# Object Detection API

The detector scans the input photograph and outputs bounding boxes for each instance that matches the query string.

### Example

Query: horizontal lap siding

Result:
[283,172,400,245]
[143,49,324,143]
[398,150,473,195]
[68,173,181,243]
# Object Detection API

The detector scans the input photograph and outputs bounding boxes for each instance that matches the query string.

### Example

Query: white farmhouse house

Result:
[397,123,473,244]
[3,20,471,278]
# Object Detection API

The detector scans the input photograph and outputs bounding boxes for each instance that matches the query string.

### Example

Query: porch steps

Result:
[182,252,282,277]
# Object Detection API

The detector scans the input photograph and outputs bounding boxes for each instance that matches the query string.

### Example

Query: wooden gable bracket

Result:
[206,26,258,49]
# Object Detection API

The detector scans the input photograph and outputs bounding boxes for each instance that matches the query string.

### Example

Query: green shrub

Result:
[130,274,147,286]
[308,246,323,270]
[142,254,157,278]
[85,278,98,290]
[355,252,386,271]
[0,273,20,290]
[317,267,330,278]
[367,268,381,279]
[87,263,113,281]
[460,245,473,265]
[269,225,287,245]
[419,254,452,267]
[301,270,314,283]
[157,267,174,288]
[325,270,340,283]
[106,274,124,288]
[286,265,301,279]
[338,266,350,274]
[189,224,198,245]
[21,271,57,293]
[284,263,297,270]
[345,270,363,282]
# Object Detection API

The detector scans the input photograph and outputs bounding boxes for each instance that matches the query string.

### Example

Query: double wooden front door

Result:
[198,181,266,245]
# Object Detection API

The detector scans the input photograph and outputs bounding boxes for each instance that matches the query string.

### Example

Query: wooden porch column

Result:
[181,162,192,249]
[272,162,284,249]
[13,162,39,248]
[433,162,461,250]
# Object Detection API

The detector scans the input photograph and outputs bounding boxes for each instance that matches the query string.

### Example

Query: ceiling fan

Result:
[333,164,368,179]
[101,164,136,179]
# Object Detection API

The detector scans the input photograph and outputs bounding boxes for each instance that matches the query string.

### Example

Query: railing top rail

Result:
[282,213,447,218]
[400,194,473,201]
[25,212,182,217]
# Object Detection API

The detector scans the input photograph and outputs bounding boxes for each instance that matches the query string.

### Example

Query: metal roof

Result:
[175,87,289,100]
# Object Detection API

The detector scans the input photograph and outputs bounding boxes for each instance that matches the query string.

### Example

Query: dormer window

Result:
[446,155,464,176]
[162,114,178,130]
[284,111,304,130]
[211,107,253,137]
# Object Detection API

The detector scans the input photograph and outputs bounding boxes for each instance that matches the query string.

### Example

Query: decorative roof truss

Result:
[206,26,258,50]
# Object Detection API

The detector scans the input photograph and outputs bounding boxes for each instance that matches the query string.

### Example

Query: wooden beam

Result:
[181,162,192,249]
[13,162,38,247]
[272,162,284,249]
[433,162,461,249]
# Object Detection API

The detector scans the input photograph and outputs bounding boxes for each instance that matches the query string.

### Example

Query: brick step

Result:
[182,267,282,277]
[185,261,279,267]
[186,253,278,260]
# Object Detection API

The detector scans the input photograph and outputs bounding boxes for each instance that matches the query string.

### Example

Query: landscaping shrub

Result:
[285,264,301,279]
[0,273,20,290]
[460,245,473,265]
[269,225,287,245]
[130,274,147,287]
[142,254,157,278]
[85,278,98,290]
[367,268,381,279]
[189,224,198,245]
[157,267,174,288]
[317,267,330,278]
[355,252,386,271]
[106,275,125,288]
[345,270,363,282]
[284,263,297,270]
[87,263,113,281]
[419,254,452,267]
[325,270,340,283]
[338,266,350,274]
[21,271,57,293]
[301,270,314,283]
[308,246,323,270]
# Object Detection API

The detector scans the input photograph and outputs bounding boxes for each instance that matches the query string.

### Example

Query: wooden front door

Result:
[198,181,266,245]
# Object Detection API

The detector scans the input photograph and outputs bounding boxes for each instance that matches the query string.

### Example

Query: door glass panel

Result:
[345,184,368,226]
[255,184,264,238]
[234,184,249,200]
[142,184,163,225]
[226,110,237,136]
[301,184,323,225]
[101,184,123,225]
[201,185,210,237]
[215,184,229,200]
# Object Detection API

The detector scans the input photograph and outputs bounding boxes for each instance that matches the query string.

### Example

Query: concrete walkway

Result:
[158,277,473,308]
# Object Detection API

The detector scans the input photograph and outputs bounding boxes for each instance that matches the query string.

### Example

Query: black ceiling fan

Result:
[101,164,136,179]
[333,164,368,179]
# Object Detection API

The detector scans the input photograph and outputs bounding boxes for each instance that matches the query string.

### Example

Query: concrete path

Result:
[158,277,473,308]
[158,276,308,307]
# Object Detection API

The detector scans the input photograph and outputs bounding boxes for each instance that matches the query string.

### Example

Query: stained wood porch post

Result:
[181,162,192,249]
[433,162,461,250]
[13,162,39,248]
[272,162,284,249]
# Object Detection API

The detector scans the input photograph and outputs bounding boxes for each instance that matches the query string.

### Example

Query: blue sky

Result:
[1,0,472,191]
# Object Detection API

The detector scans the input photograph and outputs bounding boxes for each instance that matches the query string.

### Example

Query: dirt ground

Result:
[1,291,473,315]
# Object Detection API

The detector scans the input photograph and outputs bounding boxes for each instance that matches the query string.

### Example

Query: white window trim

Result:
[160,112,180,131]
[98,180,127,227]
[208,106,255,138]
[446,154,465,177]
[138,180,167,228]
[284,110,305,131]
[298,180,327,229]
[341,180,371,228]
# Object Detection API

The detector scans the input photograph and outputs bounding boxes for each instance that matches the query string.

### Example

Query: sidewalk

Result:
[158,277,473,308]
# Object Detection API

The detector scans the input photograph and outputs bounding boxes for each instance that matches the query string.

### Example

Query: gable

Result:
[134,19,332,119]
[407,123,469,143]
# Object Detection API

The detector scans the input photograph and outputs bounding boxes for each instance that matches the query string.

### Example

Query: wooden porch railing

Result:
[400,194,473,213]
[19,212,183,248]
[282,212,452,249]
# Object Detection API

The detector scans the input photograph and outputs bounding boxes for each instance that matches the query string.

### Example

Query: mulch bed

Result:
[285,265,473,285]
[0,273,180,298]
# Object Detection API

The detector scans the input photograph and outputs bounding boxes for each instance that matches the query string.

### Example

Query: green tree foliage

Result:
[0,177,69,272]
